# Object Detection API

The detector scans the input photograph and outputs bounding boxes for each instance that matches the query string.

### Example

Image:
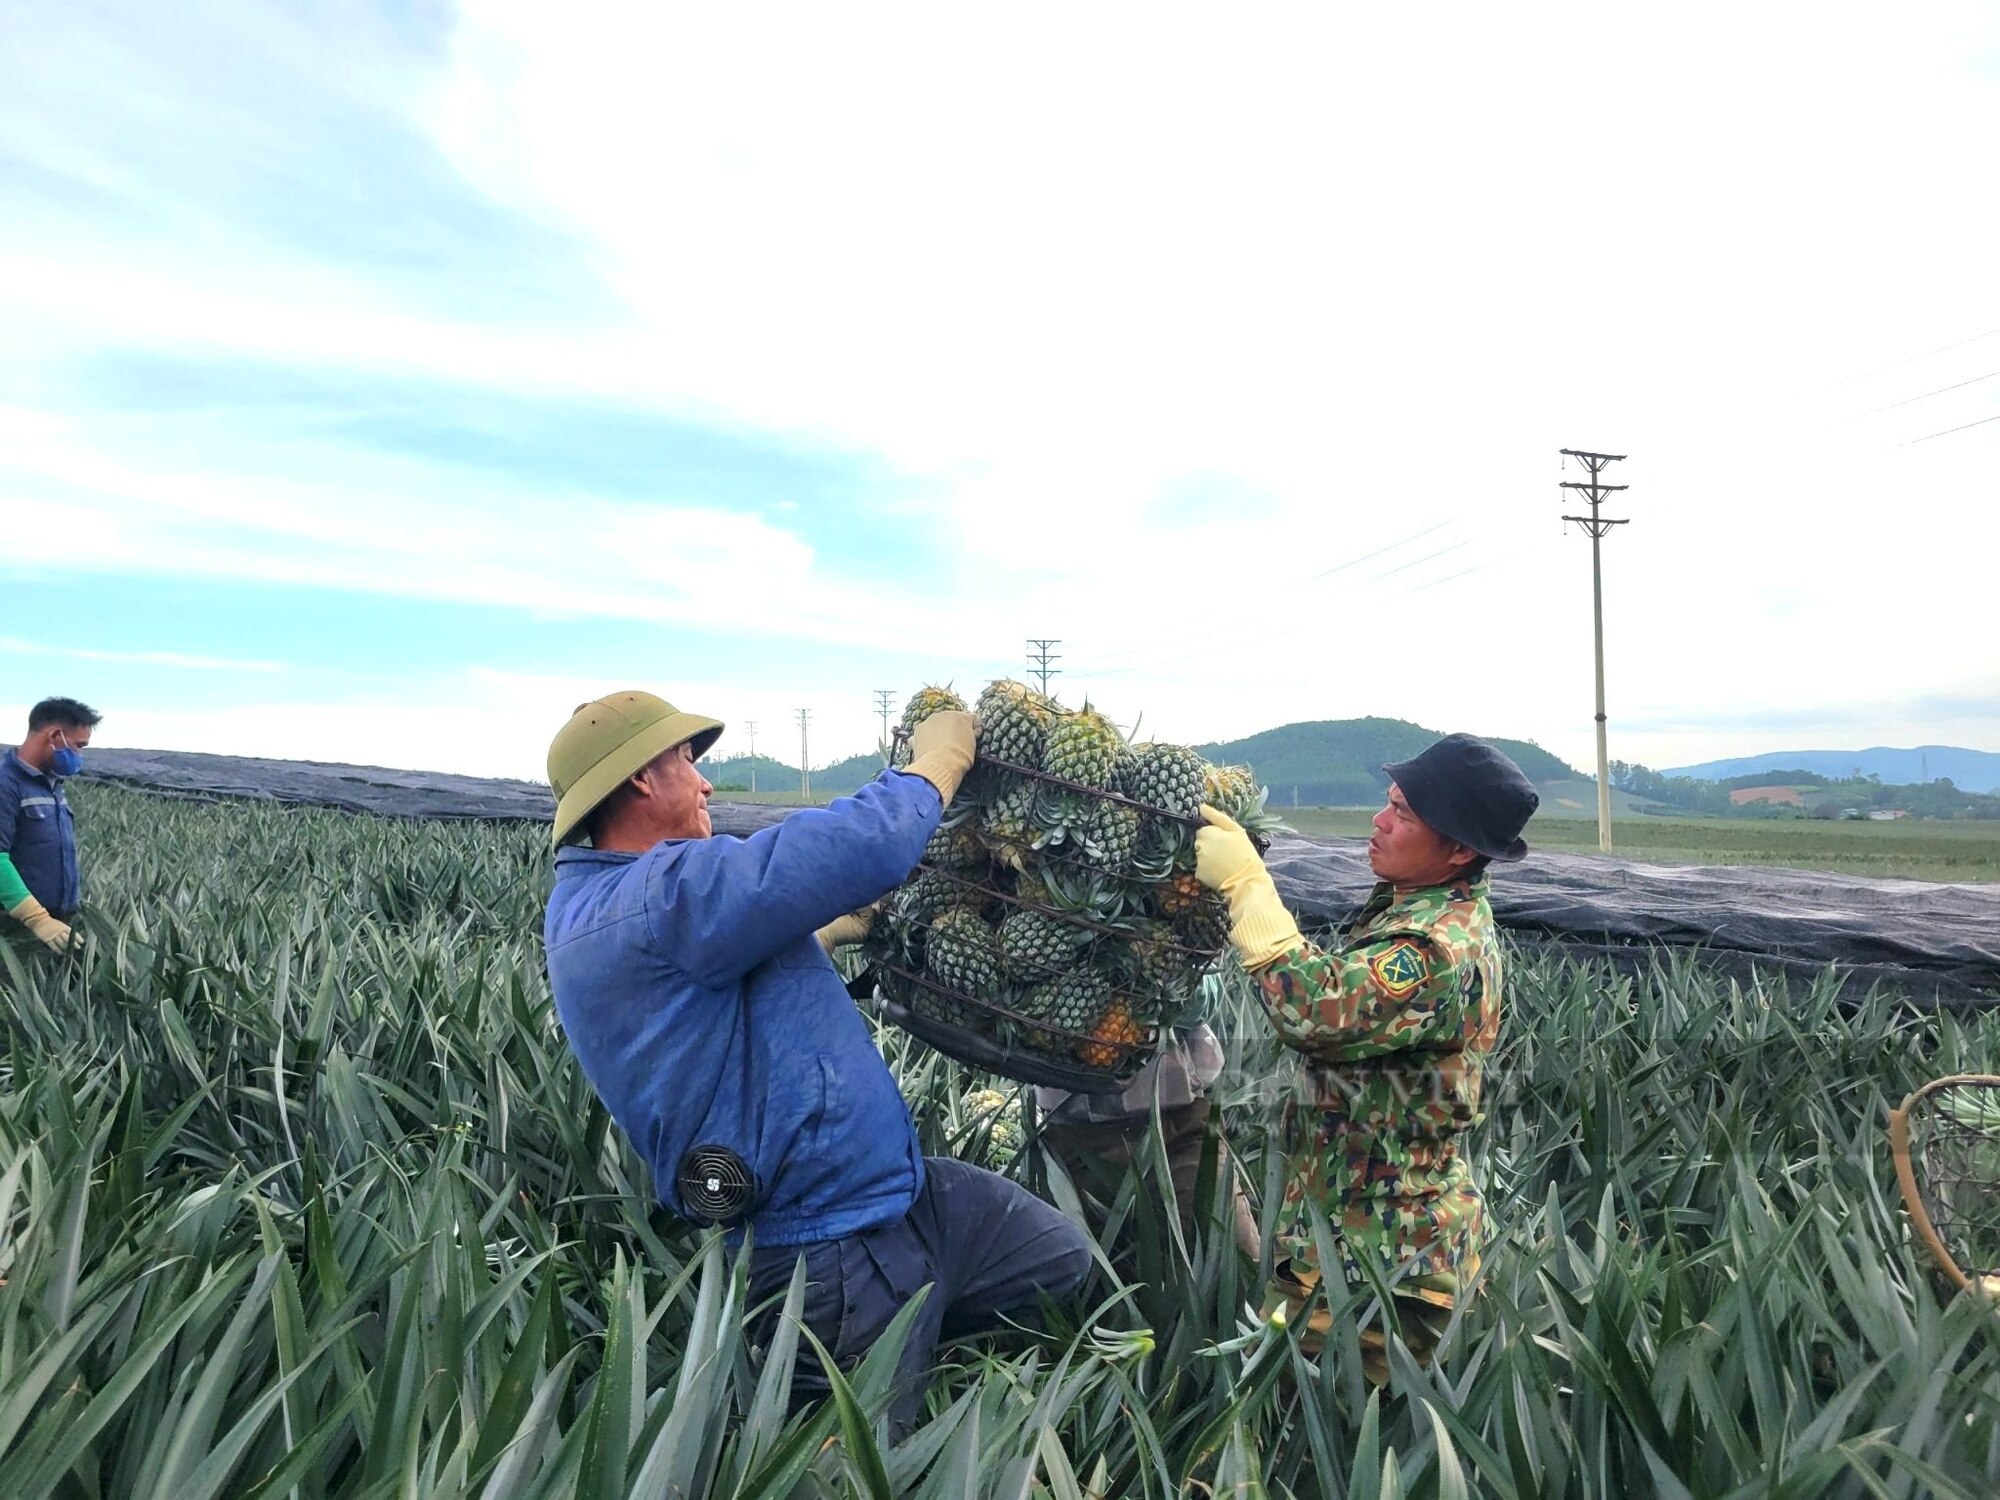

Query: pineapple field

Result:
[868,683,1282,1087]
[2,780,2000,1497]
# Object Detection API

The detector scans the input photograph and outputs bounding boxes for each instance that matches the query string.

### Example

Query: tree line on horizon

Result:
[1610,761,2000,821]
[704,716,1576,807]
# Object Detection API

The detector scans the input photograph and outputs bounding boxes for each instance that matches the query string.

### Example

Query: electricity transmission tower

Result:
[744,721,758,794]
[796,710,812,802]
[874,690,895,762]
[1560,449,1631,853]
[1026,639,1061,696]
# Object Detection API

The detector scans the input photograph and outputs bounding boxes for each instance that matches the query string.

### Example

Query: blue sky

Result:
[4,2,1998,780]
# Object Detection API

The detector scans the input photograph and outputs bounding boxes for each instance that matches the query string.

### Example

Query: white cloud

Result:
[0,636,287,673]
[4,1,1997,772]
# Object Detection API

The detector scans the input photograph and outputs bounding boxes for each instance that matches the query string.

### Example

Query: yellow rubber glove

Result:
[1195,806,1302,969]
[815,904,878,954]
[6,896,77,955]
[903,710,979,805]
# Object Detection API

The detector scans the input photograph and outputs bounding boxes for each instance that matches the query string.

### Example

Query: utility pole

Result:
[1560,449,1631,853]
[874,690,895,763]
[1026,638,1061,697]
[744,721,758,794]
[796,709,811,803]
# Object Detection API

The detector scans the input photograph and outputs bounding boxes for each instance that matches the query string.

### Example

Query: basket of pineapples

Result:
[860,680,1280,1091]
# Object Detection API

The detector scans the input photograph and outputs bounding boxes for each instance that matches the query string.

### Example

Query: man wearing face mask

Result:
[2,697,101,954]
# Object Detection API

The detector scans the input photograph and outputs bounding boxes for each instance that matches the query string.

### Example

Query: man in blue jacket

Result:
[543,691,1091,1432]
[2,696,100,953]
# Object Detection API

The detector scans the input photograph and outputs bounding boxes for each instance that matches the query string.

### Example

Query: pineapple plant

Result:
[1078,996,1145,1067]
[923,905,1004,999]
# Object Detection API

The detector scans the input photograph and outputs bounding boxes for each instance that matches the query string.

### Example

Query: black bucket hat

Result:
[1383,733,1539,863]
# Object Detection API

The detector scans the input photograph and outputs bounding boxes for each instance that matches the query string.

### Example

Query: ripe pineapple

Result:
[998,906,1090,981]
[1203,761,1282,837]
[1123,918,1196,1006]
[978,778,1041,870]
[976,679,1055,767]
[1041,706,1123,789]
[893,685,968,769]
[1018,968,1111,1040]
[1153,868,1207,920]
[924,905,1004,998]
[898,868,960,924]
[1077,997,1145,1068]
[1122,743,1207,818]
[1171,892,1231,956]
[1076,799,1140,872]
[962,1087,1025,1163]
[923,815,987,873]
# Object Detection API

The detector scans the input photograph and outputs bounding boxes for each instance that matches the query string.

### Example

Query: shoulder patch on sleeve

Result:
[1369,940,1431,998]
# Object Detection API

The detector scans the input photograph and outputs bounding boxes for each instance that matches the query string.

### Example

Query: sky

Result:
[3,1,1997,784]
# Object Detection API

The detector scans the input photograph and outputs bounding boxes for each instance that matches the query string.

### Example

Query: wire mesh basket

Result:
[862,740,1244,1090]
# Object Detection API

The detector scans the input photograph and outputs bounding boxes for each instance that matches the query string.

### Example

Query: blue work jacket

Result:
[544,771,941,1247]
[0,749,80,917]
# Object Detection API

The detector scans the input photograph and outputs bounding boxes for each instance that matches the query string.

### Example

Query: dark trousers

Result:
[746,1156,1092,1435]
[1039,1098,1262,1264]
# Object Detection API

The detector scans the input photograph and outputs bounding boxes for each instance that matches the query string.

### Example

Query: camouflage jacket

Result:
[1255,874,1501,1303]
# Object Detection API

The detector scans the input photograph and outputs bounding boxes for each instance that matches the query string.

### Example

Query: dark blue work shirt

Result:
[0,749,80,916]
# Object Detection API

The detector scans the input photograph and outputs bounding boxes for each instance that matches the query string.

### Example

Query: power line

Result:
[1559,448,1631,855]
[873,690,895,763]
[1839,327,2000,384]
[1025,639,1061,695]
[1070,552,1504,683]
[1080,516,1456,664]
[1900,410,2000,447]
[1868,368,2000,414]
[1069,537,1476,682]
[744,721,757,794]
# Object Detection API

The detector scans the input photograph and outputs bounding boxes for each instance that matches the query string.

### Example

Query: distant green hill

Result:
[705,750,887,796]
[709,719,1576,807]
[1193,717,1576,807]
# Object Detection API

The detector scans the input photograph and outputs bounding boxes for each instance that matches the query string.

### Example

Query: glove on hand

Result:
[904,710,979,805]
[815,904,878,954]
[1195,806,1302,969]
[6,896,77,955]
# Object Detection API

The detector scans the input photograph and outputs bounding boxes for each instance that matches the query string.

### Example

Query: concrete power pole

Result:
[796,709,812,803]
[1560,449,1631,853]
[744,721,758,794]
[874,690,895,763]
[1025,639,1061,697]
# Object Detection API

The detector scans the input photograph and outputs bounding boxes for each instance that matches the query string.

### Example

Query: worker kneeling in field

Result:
[542,692,1091,1433]
[1194,734,1537,1382]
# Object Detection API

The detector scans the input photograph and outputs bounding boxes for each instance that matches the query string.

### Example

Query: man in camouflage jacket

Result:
[1195,734,1538,1372]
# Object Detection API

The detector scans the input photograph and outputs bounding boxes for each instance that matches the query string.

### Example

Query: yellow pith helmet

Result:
[547,691,723,848]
